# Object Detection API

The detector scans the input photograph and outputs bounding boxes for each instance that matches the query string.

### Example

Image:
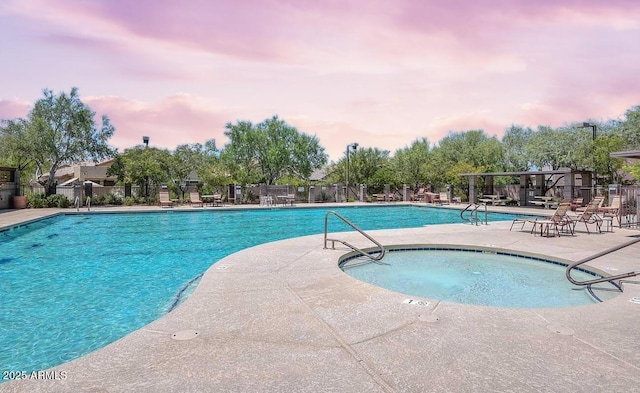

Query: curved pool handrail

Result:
[566,237,640,286]
[324,210,386,262]
[460,203,487,225]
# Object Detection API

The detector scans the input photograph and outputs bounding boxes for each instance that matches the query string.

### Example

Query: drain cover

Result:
[419,314,439,323]
[547,324,574,336]
[171,329,200,341]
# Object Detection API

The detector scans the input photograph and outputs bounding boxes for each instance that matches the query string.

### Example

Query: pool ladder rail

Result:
[74,196,91,211]
[460,203,488,225]
[566,237,640,294]
[324,211,386,263]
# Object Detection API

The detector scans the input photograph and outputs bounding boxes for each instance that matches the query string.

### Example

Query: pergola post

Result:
[469,175,477,204]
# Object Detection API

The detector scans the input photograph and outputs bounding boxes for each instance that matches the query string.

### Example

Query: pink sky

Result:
[1,0,639,161]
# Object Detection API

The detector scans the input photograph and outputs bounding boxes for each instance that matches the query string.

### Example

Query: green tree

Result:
[618,105,640,148]
[391,138,431,188]
[501,124,533,171]
[524,125,590,171]
[3,88,116,196]
[113,146,172,198]
[223,116,327,184]
[431,130,505,190]
[0,119,35,194]
[328,147,392,191]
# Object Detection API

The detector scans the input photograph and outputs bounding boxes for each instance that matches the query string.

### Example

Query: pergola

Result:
[460,169,593,205]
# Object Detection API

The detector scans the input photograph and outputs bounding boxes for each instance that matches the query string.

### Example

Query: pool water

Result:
[342,249,616,308]
[0,206,520,373]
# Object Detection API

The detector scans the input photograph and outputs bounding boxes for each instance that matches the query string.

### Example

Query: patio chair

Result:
[189,191,204,207]
[569,197,609,234]
[569,197,584,211]
[598,195,623,227]
[159,191,174,208]
[575,196,604,212]
[439,192,450,205]
[528,202,574,237]
[414,187,426,202]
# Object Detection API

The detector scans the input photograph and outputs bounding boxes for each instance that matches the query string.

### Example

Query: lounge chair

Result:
[439,192,450,205]
[213,194,224,206]
[569,197,609,234]
[189,191,203,207]
[598,195,623,227]
[414,187,426,202]
[570,197,584,211]
[527,202,574,237]
[159,191,174,208]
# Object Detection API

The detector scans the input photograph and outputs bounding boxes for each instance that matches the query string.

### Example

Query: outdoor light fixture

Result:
[345,143,359,200]
[143,136,150,147]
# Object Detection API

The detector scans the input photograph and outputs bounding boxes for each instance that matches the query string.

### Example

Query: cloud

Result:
[85,94,236,152]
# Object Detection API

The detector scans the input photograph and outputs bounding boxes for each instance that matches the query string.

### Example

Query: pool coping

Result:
[2,205,640,392]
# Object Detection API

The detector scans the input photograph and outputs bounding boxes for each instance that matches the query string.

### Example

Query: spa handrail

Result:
[324,211,386,262]
[566,237,640,286]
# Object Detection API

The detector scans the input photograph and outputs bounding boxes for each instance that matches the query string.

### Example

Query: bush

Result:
[46,194,69,208]
[27,193,69,208]
[27,193,46,208]
[124,197,135,206]
[103,192,123,206]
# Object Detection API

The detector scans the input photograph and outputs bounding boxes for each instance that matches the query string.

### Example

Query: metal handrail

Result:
[86,196,91,211]
[75,196,81,211]
[566,237,640,286]
[460,203,488,225]
[324,211,386,262]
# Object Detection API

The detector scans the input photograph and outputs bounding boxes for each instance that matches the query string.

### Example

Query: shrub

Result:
[103,192,123,206]
[27,193,46,208]
[124,197,135,206]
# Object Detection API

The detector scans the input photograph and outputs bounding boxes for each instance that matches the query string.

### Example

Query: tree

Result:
[501,124,533,171]
[328,147,392,190]
[223,116,327,184]
[431,130,505,190]
[391,138,431,188]
[4,88,116,195]
[110,146,172,197]
[0,119,35,194]
[618,105,640,148]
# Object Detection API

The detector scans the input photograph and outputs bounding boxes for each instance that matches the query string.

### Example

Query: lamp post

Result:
[579,122,597,196]
[345,143,358,200]
[143,136,150,197]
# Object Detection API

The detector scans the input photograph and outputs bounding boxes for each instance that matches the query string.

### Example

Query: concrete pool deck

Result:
[1,203,640,392]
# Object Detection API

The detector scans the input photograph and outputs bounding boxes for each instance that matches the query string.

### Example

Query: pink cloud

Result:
[0,99,31,120]
[85,94,234,152]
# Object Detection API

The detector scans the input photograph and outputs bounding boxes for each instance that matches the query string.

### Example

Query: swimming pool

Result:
[0,205,522,374]
[341,247,618,308]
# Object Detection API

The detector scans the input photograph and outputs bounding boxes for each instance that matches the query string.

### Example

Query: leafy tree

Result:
[593,133,626,184]
[431,130,505,190]
[171,143,205,198]
[2,88,116,195]
[0,119,35,194]
[391,138,431,188]
[111,146,172,197]
[501,124,533,171]
[223,116,327,184]
[328,147,392,189]
[524,125,590,171]
[618,105,640,148]
[196,139,230,193]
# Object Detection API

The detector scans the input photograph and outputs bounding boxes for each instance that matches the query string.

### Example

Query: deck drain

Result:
[630,297,640,304]
[171,329,200,341]
[547,324,574,336]
[419,314,439,323]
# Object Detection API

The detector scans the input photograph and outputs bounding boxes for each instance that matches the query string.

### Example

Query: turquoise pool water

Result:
[342,248,615,308]
[0,205,519,374]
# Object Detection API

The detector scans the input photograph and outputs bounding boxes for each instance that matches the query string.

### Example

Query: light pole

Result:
[345,143,358,200]
[579,122,597,196]
[143,136,150,197]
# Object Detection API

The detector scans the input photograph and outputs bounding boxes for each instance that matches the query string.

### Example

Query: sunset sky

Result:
[1,0,639,161]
